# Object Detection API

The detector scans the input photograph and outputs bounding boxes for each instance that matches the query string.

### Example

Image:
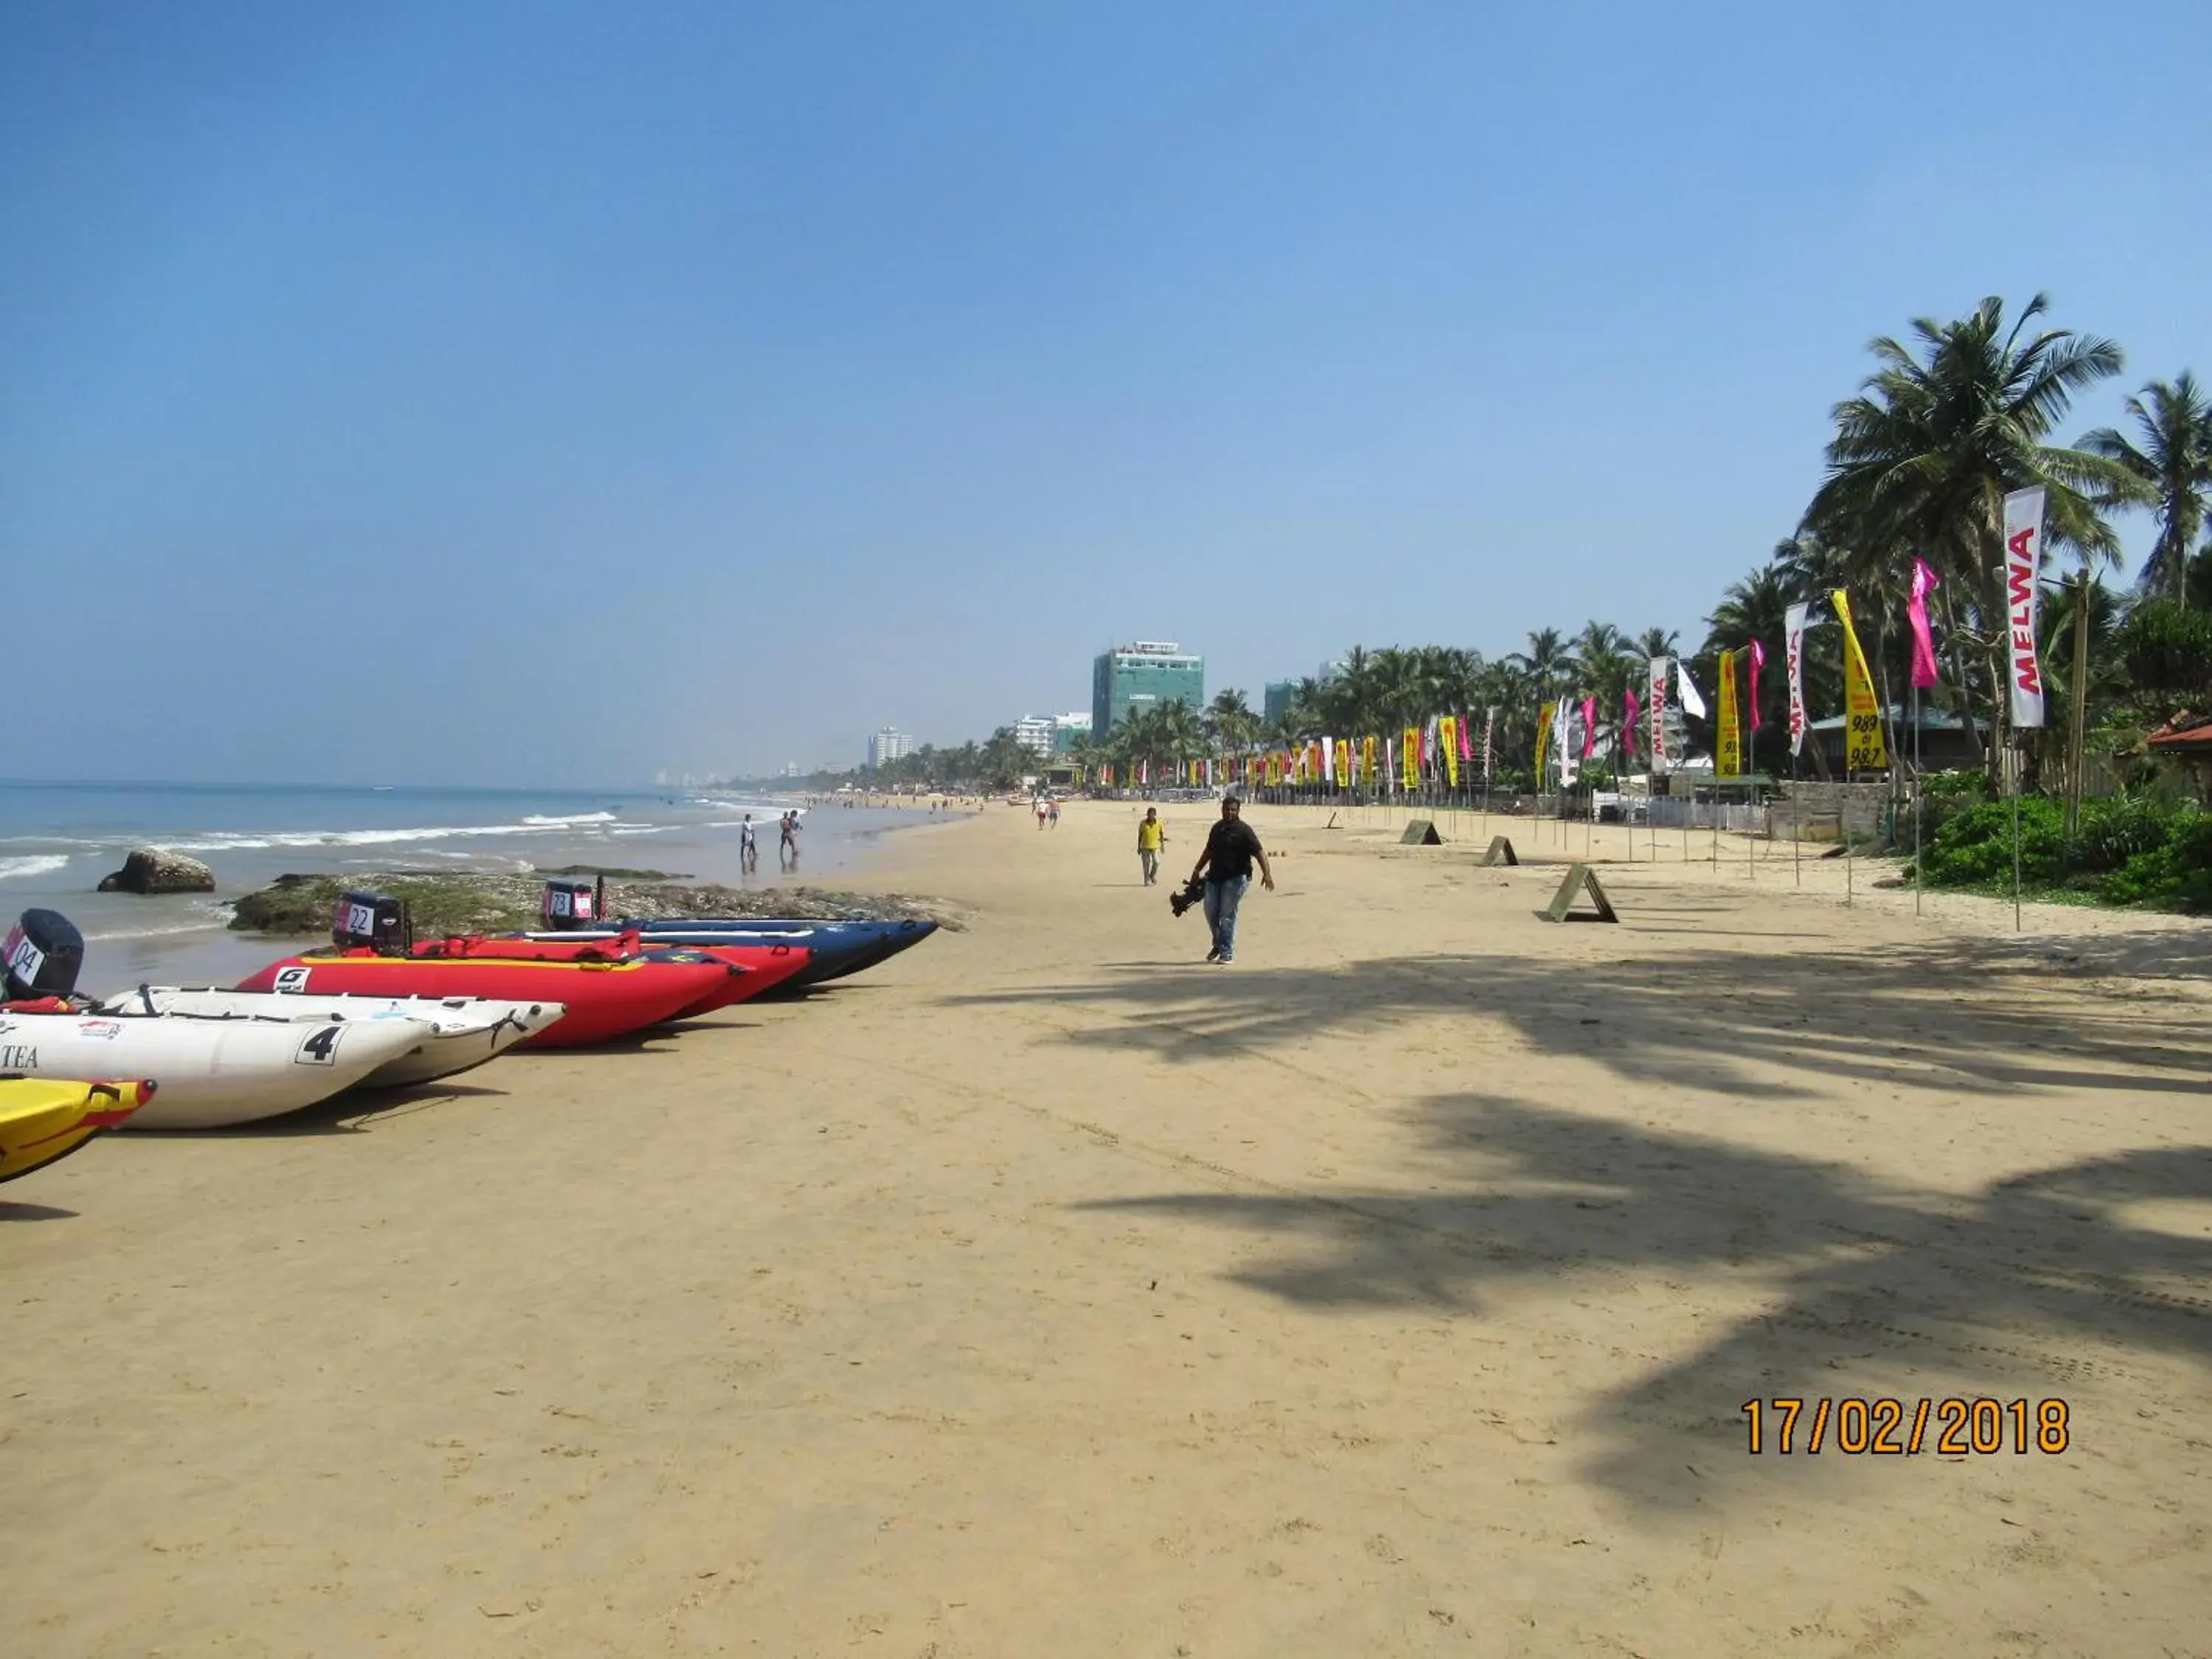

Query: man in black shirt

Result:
[1188,796,1274,964]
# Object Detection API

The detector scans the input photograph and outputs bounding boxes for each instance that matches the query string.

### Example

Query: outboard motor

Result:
[332,890,410,956]
[540,876,606,931]
[4,908,84,1001]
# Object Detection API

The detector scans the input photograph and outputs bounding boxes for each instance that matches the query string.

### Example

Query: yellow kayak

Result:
[0,1079,154,1186]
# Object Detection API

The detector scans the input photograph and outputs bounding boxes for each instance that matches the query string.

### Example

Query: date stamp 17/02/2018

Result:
[1741,1397,2070,1456]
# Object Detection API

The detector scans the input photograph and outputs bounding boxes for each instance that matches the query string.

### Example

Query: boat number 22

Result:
[295,1025,344,1066]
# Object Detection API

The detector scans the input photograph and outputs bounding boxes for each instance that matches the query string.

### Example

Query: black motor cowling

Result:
[540,877,605,931]
[4,908,85,1000]
[332,890,409,955]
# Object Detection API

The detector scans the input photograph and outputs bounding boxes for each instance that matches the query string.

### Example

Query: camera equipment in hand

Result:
[4,909,85,1001]
[1167,877,1206,919]
[331,891,411,956]
[540,877,607,931]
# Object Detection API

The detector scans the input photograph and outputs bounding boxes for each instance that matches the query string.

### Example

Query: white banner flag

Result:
[1555,698,1578,785]
[2004,486,2048,728]
[1647,656,1670,773]
[1321,735,1335,782]
[1784,602,1809,757]
[1675,660,1708,720]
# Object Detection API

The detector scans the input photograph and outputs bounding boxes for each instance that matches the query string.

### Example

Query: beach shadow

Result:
[0,1199,80,1221]
[941,935,2212,1102]
[1078,1089,2212,1516]
[178,1079,515,1137]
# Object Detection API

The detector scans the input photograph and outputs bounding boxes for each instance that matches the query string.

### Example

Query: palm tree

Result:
[2079,372,2212,605]
[979,726,1030,789]
[1507,628,1571,709]
[1205,688,1260,758]
[1632,626,1680,663]
[1805,293,2146,766]
[1704,566,1797,770]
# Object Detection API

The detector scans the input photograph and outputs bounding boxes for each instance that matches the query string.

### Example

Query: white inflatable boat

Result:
[97,987,565,1088]
[0,1009,428,1130]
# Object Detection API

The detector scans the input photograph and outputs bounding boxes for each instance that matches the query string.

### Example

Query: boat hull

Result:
[0,1012,425,1129]
[98,989,567,1087]
[235,953,731,1047]
[0,1079,151,1184]
[526,919,936,987]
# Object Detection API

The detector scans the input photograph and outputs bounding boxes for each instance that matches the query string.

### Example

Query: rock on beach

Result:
[97,846,217,895]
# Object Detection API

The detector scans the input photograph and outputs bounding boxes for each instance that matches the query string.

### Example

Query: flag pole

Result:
[1913,683,1924,916]
[2011,740,2023,932]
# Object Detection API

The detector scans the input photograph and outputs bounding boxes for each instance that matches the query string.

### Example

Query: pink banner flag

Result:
[1748,640,1766,731]
[1579,696,1598,759]
[1622,686,1640,759]
[1457,715,1472,761]
[1908,557,1941,690]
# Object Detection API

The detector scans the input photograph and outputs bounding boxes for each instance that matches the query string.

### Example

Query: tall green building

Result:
[1092,641,1205,738]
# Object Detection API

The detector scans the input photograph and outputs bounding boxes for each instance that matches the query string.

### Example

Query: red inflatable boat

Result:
[234,950,737,1048]
[406,932,813,1019]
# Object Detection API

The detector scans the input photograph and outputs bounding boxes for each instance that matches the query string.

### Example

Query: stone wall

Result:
[1767,782,1893,842]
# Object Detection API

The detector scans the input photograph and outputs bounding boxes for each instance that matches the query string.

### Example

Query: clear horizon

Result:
[6,1,2207,785]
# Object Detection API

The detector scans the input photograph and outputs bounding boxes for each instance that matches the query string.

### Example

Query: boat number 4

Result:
[272,966,311,994]
[295,1025,344,1066]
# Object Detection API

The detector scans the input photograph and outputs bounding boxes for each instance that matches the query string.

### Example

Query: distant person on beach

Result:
[1137,807,1165,885]
[779,811,800,869]
[1034,797,1048,830]
[1188,796,1273,964]
[740,814,758,873]
[1048,800,1060,829]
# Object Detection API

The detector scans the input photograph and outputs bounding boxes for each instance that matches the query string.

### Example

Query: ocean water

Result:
[0,780,933,990]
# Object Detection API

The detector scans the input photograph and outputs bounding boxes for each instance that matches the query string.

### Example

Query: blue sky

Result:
[5,1,2208,785]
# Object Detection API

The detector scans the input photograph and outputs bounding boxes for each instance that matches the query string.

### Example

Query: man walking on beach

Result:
[779,811,800,869]
[1188,796,1273,964]
[740,814,758,874]
[1136,807,1165,886]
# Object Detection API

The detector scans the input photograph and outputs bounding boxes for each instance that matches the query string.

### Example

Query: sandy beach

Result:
[5,799,2209,1657]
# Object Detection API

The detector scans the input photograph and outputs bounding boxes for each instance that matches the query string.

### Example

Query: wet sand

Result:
[5,799,2209,1656]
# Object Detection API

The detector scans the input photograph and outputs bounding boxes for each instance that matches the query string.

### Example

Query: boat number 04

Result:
[272,966,312,994]
[294,1025,344,1066]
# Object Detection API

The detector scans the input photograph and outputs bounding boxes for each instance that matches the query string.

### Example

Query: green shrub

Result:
[2072,793,2177,871]
[2103,813,2212,909]
[1923,796,2070,886]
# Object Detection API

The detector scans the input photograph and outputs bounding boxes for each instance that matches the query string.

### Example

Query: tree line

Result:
[863,293,2211,796]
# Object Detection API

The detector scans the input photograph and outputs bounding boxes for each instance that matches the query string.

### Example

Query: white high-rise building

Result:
[869,728,916,768]
[1013,715,1057,757]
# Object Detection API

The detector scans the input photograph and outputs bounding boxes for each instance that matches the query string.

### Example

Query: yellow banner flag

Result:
[1439,716,1460,787]
[1717,650,1742,778]
[1832,588,1888,771]
[1401,727,1419,784]
[1362,735,1377,786]
[1534,701,1555,781]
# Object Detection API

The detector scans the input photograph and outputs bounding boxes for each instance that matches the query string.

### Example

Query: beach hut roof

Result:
[2146,712,2212,752]
[1806,705,1989,734]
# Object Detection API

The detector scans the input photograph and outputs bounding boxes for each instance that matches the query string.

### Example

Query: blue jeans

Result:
[1203,874,1249,959]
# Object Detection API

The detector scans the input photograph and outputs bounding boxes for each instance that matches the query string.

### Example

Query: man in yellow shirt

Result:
[1136,807,1166,886]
